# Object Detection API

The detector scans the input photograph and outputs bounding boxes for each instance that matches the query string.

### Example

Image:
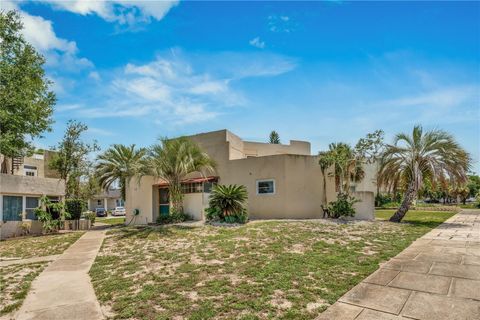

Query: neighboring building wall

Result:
[353,191,375,220]
[353,162,378,195]
[0,174,65,239]
[183,193,209,221]
[125,176,155,225]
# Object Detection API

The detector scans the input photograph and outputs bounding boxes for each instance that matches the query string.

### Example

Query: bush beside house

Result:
[206,184,249,224]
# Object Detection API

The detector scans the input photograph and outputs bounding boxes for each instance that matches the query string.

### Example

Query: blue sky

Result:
[4,1,480,173]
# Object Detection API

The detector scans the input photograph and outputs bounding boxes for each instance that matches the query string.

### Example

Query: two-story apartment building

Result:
[0,151,65,239]
[125,129,376,225]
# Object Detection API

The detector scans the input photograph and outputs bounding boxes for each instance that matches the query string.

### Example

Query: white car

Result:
[112,207,126,216]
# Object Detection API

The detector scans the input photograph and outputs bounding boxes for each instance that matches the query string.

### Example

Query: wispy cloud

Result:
[268,14,294,33]
[37,0,179,29]
[73,49,297,125]
[249,37,265,49]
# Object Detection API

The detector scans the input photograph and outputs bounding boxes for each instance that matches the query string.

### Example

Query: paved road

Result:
[317,210,480,320]
[15,230,106,320]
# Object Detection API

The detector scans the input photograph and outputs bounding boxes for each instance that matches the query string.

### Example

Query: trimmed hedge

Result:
[65,199,87,220]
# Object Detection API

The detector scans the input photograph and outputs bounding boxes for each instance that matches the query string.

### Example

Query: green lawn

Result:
[0,232,84,259]
[96,217,126,225]
[375,210,455,228]
[90,210,454,320]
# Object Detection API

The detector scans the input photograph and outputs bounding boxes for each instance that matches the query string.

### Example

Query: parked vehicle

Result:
[112,207,126,216]
[95,207,107,217]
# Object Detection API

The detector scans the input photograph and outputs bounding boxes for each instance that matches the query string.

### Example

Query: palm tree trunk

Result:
[389,182,416,222]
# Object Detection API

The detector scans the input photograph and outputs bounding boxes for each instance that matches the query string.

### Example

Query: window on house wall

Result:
[2,196,23,221]
[24,165,37,177]
[181,182,204,194]
[97,199,102,206]
[26,197,39,220]
[257,179,275,195]
[203,181,217,193]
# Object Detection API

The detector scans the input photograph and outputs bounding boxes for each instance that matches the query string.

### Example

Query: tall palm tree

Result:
[95,144,147,201]
[379,125,470,222]
[318,153,333,206]
[146,137,216,214]
[322,142,365,195]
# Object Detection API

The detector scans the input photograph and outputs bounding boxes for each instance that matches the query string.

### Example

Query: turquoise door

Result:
[159,188,169,216]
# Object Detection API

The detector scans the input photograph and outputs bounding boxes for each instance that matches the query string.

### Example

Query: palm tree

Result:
[322,142,365,195]
[146,137,216,214]
[379,125,470,222]
[209,184,248,217]
[318,153,333,206]
[269,131,281,144]
[95,144,147,201]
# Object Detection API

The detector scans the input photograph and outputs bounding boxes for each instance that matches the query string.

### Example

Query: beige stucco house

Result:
[87,189,124,212]
[126,129,375,225]
[0,151,65,239]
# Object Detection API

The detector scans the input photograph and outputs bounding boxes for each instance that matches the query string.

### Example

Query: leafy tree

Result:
[355,130,385,197]
[0,10,55,172]
[355,130,385,163]
[95,144,147,200]
[379,125,470,222]
[467,175,480,198]
[145,137,216,214]
[269,131,281,144]
[320,142,364,195]
[49,120,99,198]
[78,173,101,201]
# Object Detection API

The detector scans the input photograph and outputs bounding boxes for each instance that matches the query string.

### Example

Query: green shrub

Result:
[327,193,358,218]
[156,209,188,224]
[380,201,401,208]
[476,192,480,208]
[84,211,96,225]
[34,208,58,233]
[207,184,249,224]
[205,207,222,221]
[65,199,86,220]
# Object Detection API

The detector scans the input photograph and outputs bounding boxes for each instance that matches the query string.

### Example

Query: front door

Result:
[159,188,169,216]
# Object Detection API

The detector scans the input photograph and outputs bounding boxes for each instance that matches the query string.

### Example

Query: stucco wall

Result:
[183,193,208,220]
[125,176,155,225]
[0,174,65,196]
[353,162,378,195]
[0,221,43,239]
[353,191,375,220]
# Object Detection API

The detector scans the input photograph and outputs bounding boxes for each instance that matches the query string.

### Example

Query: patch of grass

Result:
[96,217,126,225]
[0,262,48,316]
[375,210,455,228]
[90,211,454,319]
[0,232,84,259]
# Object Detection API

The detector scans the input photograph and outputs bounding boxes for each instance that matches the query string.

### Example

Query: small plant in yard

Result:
[207,184,248,224]
[327,193,359,218]
[83,211,96,225]
[156,208,189,224]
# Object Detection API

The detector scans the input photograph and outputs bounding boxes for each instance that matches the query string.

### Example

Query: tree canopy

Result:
[0,10,55,166]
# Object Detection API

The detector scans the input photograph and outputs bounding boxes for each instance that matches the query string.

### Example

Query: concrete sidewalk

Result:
[15,230,106,320]
[317,210,480,320]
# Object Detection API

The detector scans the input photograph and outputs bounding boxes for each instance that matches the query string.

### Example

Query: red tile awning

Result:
[153,176,218,187]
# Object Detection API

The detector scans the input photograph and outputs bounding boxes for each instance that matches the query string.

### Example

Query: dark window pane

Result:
[258,181,274,194]
[2,196,23,221]
[26,197,39,208]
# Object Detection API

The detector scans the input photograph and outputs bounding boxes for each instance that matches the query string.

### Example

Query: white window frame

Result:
[256,179,276,196]
[24,165,37,177]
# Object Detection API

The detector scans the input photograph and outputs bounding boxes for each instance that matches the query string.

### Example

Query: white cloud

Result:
[3,0,93,71]
[38,0,179,26]
[383,85,478,109]
[88,71,101,81]
[249,37,265,49]
[268,14,294,33]
[74,50,297,125]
